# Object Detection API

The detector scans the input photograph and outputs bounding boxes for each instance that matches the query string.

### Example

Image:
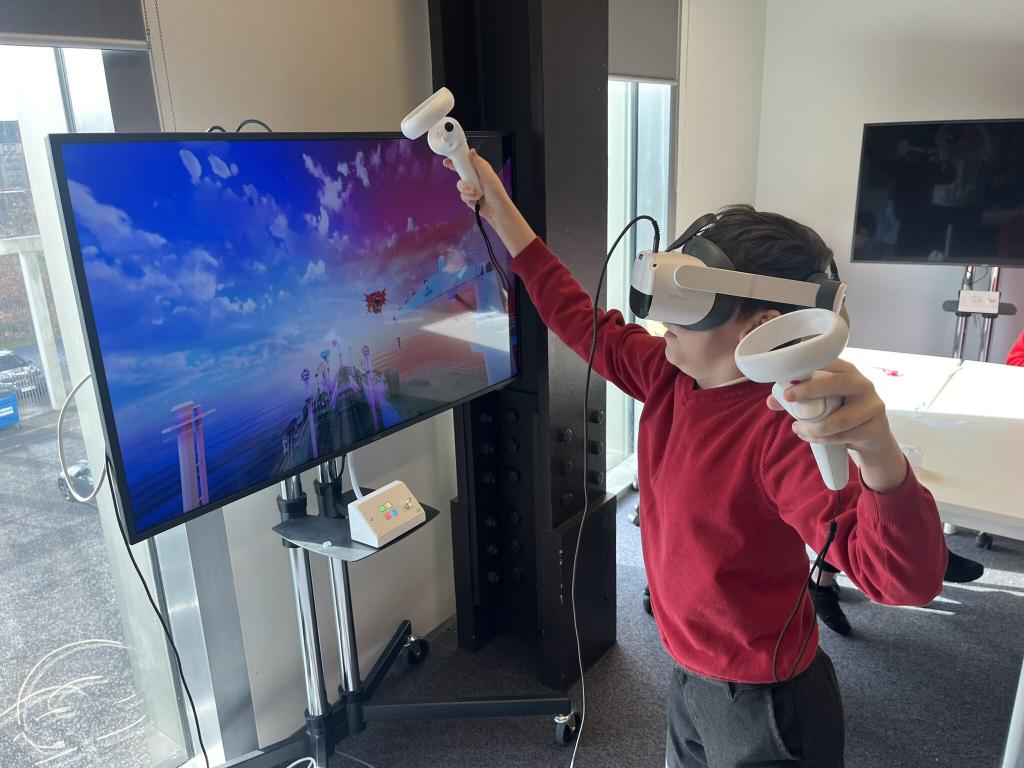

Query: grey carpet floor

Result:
[331,492,1024,768]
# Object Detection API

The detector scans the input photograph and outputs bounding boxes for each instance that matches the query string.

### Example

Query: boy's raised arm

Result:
[445,151,670,402]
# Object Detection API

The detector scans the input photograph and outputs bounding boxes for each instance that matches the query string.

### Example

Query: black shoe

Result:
[808,579,851,636]
[944,551,984,583]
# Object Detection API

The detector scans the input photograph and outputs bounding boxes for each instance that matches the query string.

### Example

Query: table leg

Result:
[1004,658,1024,768]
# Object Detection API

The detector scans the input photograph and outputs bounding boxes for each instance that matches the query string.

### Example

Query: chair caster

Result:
[406,636,429,665]
[628,503,640,527]
[643,585,652,616]
[976,532,993,550]
[554,711,581,746]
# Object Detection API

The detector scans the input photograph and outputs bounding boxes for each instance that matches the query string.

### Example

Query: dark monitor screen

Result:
[852,120,1024,266]
[49,132,517,542]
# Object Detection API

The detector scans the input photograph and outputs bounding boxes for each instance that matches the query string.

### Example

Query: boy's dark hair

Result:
[701,204,835,319]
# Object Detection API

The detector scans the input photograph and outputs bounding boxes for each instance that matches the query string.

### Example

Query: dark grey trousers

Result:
[666,650,845,767]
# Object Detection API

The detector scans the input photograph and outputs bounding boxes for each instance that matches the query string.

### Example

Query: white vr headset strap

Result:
[673,263,825,310]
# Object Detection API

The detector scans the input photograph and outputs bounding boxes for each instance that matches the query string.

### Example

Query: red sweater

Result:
[511,238,947,683]
[1007,330,1024,367]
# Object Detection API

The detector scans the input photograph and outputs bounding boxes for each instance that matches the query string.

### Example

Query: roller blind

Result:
[0,0,146,49]
[609,0,680,82]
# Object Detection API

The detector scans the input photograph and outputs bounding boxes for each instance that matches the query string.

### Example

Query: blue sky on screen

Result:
[61,136,513,528]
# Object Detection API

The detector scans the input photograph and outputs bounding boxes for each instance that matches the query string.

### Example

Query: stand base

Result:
[223,619,574,768]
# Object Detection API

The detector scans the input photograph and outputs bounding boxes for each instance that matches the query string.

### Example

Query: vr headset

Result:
[630,214,847,330]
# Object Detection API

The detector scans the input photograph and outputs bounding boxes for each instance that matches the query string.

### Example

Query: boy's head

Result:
[661,205,836,385]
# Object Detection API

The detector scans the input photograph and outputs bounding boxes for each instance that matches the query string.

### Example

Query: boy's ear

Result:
[737,309,781,340]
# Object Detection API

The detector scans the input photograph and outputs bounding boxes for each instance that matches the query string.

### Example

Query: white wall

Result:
[674,0,767,230]
[144,0,450,745]
[756,0,1024,358]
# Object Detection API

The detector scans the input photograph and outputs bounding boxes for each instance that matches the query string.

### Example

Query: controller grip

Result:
[450,148,481,190]
[771,379,850,491]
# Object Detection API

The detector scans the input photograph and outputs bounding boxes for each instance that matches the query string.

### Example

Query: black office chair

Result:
[631,494,654,616]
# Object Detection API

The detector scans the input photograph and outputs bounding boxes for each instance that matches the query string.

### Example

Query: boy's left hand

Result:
[768,360,908,492]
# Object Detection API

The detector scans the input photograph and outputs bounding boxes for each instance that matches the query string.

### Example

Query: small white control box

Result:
[348,481,426,548]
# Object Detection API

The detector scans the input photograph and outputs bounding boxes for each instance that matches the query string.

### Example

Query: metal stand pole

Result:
[318,458,366,735]
[1003,658,1024,768]
[953,265,975,360]
[979,266,1001,363]
[280,475,330,768]
[329,557,364,734]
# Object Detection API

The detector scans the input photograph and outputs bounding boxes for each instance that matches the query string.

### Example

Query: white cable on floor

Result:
[57,374,108,503]
[337,752,380,768]
[285,752,379,768]
[347,450,364,500]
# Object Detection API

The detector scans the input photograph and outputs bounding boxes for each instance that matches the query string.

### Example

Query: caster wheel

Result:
[976,532,994,550]
[643,594,653,616]
[554,711,581,746]
[406,637,429,665]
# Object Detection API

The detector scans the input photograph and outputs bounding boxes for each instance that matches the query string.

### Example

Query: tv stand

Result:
[940,265,1017,548]
[222,459,576,768]
[942,264,1017,362]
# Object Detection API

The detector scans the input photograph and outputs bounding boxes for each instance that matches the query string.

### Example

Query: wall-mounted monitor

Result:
[852,119,1024,267]
[49,131,517,542]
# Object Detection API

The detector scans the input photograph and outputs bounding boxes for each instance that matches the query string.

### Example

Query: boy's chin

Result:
[663,345,693,375]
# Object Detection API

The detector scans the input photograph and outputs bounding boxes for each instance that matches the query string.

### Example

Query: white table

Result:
[842,347,1024,768]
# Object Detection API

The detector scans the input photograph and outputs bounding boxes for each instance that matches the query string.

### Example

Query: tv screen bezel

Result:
[48,130,519,543]
[852,118,1024,268]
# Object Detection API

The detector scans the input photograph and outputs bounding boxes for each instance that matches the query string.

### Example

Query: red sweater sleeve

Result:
[761,419,946,607]
[510,237,669,402]
[1007,330,1024,367]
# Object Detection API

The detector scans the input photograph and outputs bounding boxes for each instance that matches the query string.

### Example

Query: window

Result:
[0,45,194,768]
[606,79,674,484]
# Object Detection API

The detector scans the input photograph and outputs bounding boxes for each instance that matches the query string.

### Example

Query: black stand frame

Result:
[223,459,574,768]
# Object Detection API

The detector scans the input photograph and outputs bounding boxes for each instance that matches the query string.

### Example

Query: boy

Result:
[1008,329,1024,367]
[445,151,947,767]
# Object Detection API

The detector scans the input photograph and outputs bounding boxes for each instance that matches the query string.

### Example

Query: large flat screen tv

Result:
[49,131,517,542]
[852,119,1024,267]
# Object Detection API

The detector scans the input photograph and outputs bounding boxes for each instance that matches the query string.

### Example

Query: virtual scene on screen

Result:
[62,137,517,533]
[855,122,1024,264]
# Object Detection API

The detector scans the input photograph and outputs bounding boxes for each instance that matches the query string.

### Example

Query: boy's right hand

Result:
[443,149,537,257]
[443,149,508,223]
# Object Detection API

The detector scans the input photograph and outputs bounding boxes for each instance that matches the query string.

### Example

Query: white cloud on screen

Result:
[216,296,257,314]
[303,153,352,212]
[338,162,349,176]
[209,154,236,179]
[354,151,370,188]
[270,213,288,238]
[179,149,203,184]
[301,259,326,284]
[68,180,167,254]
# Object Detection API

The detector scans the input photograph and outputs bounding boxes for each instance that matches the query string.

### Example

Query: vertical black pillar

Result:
[434,0,615,690]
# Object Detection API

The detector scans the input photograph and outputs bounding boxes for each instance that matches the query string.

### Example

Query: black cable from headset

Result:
[236,118,274,133]
[772,490,841,682]
[105,459,211,768]
[569,214,660,765]
[475,202,511,296]
[206,125,226,133]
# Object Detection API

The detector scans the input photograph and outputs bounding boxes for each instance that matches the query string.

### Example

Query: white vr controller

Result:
[401,87,480,190]
[734,309,851,491]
